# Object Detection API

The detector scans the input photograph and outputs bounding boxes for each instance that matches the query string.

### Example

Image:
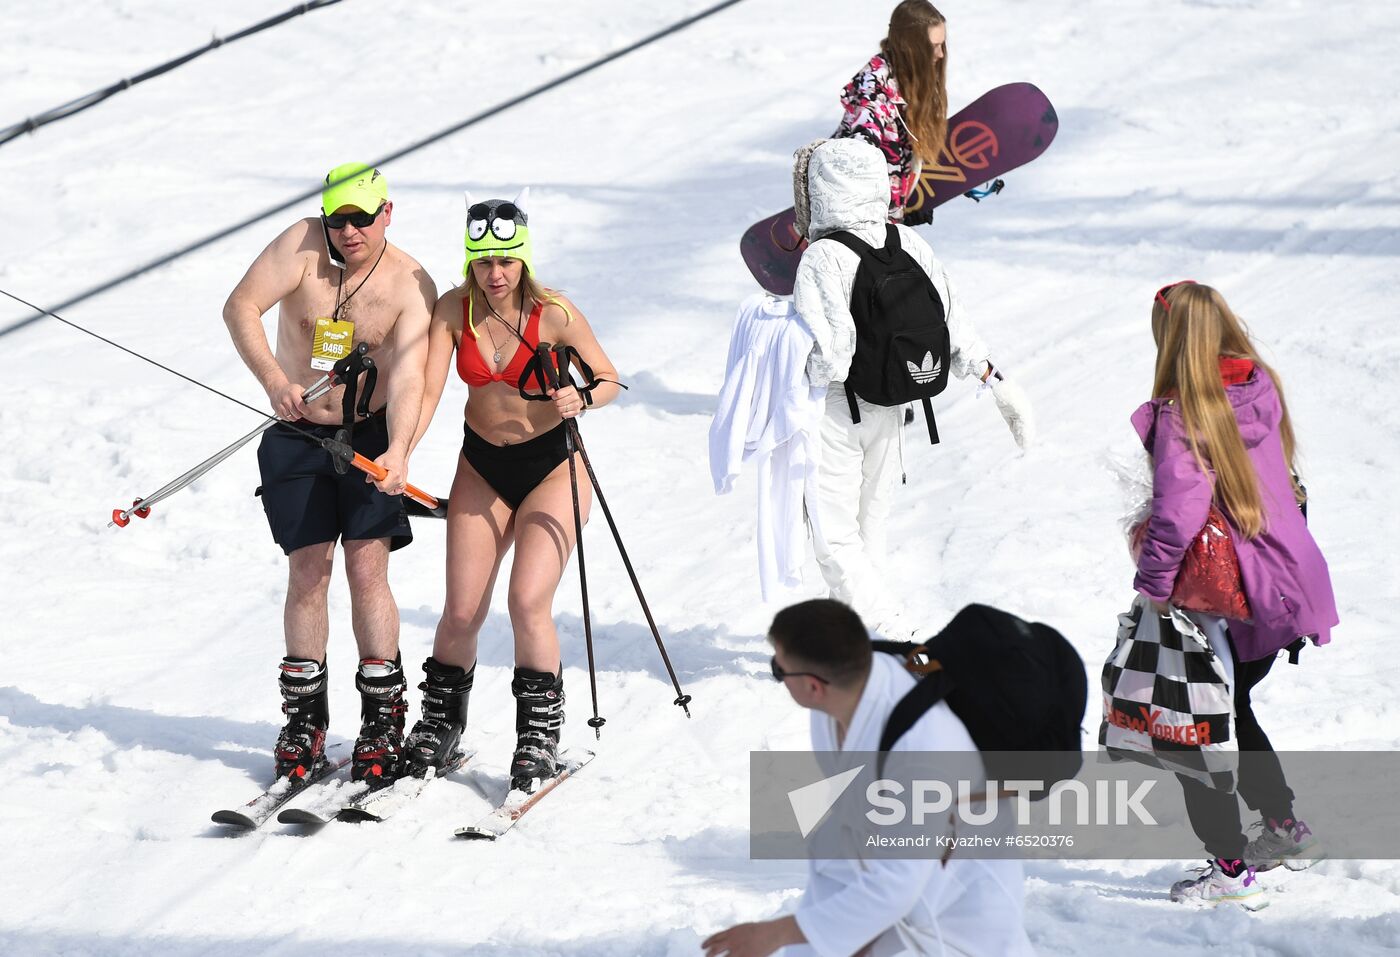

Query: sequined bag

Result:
[1173,505,1251,620]
[1132,505,1251,621]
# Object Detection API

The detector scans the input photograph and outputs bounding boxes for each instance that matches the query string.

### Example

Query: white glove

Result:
[989,373,1035,450]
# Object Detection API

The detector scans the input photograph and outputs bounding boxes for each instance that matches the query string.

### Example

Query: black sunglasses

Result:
[323,204,384,230]
[468,202,519,222]
[770,655,830,685]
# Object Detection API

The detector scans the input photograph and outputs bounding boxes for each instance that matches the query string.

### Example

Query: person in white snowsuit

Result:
[702,599,1034,957]
[792,138,1032,633]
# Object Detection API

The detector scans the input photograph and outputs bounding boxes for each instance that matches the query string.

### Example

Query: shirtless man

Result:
[223,162,437,784]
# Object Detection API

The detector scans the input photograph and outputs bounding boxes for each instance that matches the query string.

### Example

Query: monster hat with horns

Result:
[463,188,532,276]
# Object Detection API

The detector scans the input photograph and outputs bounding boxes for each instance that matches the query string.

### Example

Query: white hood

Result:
[804,138,889,241]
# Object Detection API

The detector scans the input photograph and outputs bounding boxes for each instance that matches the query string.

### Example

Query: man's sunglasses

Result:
[1155,279,1195,311]
[769,655,829,685]
[323,204,385,230]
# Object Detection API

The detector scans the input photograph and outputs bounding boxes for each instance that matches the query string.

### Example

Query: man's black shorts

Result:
[255,411,412,555]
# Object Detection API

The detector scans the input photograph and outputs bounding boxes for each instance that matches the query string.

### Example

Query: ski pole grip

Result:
[535,342,561,390]
[350,452,440,511]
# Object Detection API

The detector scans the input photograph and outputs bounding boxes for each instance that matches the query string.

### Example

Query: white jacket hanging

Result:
[710,293,826,599]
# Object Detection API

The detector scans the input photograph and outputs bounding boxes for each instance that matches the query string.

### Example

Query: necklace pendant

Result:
[493,350,502,364]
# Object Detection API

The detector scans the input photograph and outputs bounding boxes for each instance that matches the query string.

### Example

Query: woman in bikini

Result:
[407,190,619,792]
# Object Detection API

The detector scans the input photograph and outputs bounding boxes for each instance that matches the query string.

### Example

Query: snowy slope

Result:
[2,1,1398,954]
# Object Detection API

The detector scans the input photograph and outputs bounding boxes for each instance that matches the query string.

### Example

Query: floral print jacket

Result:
[832,54,914,222]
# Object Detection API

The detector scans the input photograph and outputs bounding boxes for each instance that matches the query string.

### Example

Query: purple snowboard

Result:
[740,82,1058,296]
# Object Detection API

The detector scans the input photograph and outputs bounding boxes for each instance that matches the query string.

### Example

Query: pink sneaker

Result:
[1170,859,1268,910]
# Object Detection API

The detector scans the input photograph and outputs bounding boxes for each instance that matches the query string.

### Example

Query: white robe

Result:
[709,293,826,598]
[788,653,1035,957]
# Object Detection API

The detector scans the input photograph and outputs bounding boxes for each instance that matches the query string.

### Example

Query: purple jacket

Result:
[1131,368,1338,661]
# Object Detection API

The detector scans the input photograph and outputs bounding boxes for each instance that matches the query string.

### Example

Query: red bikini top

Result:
[456,300,544,387]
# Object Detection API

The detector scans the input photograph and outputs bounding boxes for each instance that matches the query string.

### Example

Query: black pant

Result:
[1176,639,1296,860]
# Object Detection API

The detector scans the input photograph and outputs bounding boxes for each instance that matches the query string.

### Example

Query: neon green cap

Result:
[321,162,388,214]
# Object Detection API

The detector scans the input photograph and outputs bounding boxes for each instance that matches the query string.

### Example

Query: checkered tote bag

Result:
[1099,596,1237,789]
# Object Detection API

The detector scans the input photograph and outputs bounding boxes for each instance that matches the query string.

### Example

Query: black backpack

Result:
[873,604,1088,798]
[823,224,951,444]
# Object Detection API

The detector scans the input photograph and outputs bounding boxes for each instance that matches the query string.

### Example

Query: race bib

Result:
[310,317,355,371]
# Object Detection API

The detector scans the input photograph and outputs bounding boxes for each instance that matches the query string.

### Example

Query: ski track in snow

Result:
[2,1,1398,954]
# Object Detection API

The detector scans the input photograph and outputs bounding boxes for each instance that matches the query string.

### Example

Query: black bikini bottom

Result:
[460,420,570,509]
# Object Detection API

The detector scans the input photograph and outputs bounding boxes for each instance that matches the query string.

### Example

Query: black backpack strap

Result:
[882,223,901,255]
[921,396,939,444]
[871,640,950,768]
[879,670,954,752]
[826,230,867,425]
[821,229,870,257]
[871,638,919,659]
[823,226,901,260]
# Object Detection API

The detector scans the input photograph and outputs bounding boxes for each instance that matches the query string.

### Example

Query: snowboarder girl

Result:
[832,0,949,225]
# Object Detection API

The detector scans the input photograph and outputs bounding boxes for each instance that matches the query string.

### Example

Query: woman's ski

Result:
[453,749,594,841]
[339,750,475,822]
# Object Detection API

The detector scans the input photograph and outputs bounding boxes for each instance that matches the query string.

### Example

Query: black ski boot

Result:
[404,657,474,777]
[510,666,565,793]
[274,657,329,782]
[352,657,408,783]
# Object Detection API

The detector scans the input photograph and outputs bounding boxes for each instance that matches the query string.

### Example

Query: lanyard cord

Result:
[481,282,526,362]
[333,240,387,321]
[474,283,624,400]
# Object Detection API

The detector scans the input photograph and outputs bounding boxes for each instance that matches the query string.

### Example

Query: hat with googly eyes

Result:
[463,188,532,276]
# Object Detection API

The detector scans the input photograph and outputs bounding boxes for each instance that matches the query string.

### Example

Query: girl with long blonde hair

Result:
[1133,281,1337,909]
[833,0,949,224]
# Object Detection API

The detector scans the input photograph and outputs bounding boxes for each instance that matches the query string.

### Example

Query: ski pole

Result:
[329,445,443,516]
[548,348,692,719]
[0,293,443,524]
[111,343,446,525]
[539,342,605,737]
[110,370,339,527]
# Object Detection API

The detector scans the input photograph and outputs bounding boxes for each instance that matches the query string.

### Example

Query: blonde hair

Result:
[1151,282,1302,538]
[880,0,948,166]
[452,260,570,338]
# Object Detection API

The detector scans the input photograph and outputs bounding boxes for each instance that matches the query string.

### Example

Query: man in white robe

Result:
[703,599,1034,957]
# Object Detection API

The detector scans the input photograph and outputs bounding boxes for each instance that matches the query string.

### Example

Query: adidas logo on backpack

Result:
[821,224,951,444]
[907,352,942,384]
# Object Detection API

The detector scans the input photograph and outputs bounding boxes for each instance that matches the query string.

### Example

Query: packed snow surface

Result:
[2,1,1397,954]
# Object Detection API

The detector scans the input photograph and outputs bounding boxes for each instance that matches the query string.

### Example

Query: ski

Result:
[276,776,373,827]
[336,750,475,823]
[453,749,594,841]
[211,749,350,829]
